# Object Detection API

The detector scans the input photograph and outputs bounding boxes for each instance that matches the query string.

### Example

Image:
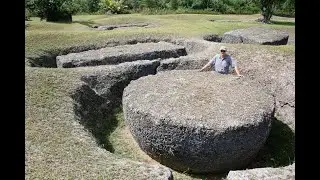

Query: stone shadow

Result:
[71,84,120,152]
[271,20,295,26]
[247,117,295,168]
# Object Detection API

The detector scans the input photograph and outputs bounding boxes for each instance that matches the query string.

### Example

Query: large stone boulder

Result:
[233,49,295,132]
[227,163,295,179]
[56,41,187,68]
[80,60,160,106]
[203,34,222,42]
[157,39,216,71]
[123,70,275,173]
[221,27,289,45]
[157,56,209,71]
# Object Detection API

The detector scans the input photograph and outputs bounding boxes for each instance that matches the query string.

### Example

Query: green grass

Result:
[26,14,295,58]
[25,67,175,179]
[26,13,295,179]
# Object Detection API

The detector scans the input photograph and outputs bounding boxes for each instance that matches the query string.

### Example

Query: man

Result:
[200,46,243,77]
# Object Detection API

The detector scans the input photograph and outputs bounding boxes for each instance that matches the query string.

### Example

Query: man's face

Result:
[220,50,226,55]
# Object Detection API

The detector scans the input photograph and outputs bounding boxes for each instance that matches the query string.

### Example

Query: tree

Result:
[141,0,157,9]
[170,0,178,10]
[201,0,211,9]
[99,0,129,14]
[27,0,77,22]
[88,0,100,12]
[258,0,277,23]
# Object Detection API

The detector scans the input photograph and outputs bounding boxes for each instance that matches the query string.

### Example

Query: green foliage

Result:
[99,0,129,14]
[180,0,193,8]
[211,0,228,13]
[72,0,90,13]
[88,0,101,12]
[258,0,276,23]
[26,0,293,16]
[257,0,294,22]
[25,9,31,21]
[191,0,203,10]
[273,0,294,17]
[170,0,178,10]
[121,0,141,9]
[140,0,157,9]
[26,0,78,22]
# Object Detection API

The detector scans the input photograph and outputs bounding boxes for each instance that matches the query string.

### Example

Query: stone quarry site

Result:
[25,14,295,180]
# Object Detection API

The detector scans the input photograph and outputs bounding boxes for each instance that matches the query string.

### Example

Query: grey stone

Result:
[80,60,160,106]
[56,42,187,68]
[26,37,168,68]
[123,70,275,173]
[227,163,295,180]
[203,34,222,42]
[227,48,295,132]
[157,56,208,71]
[171,38,211,54]
[221,27,289,45]
[157,39,215,71]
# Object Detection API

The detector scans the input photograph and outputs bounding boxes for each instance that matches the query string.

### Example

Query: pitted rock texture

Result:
[123,70,275,173]
[230,48,295,131]
[56,42,187,68]
[157,39,215,71]
[203,34,222,42]
[221,27,289,45]
[227,163,295,180]
[79,60,160,106]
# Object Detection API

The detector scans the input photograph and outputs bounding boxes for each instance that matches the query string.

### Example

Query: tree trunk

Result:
[260,0,275,23]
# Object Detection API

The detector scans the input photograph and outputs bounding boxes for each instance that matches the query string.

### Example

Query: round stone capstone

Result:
[122,70,274,173]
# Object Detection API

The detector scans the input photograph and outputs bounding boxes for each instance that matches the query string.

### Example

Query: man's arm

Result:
[234,66,243,77]
[200,61,212,72]
[200,57,215,72]
[231,57,243,77]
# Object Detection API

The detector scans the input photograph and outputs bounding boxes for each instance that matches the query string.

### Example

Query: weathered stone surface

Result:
[157,39,215,71]
[225,48,295,132]
[123,70,275,173]
[26,37,168,68]
[79,60,160,106]
[227,163,295,180]
[203,34,222,42]
[56,42,187,68]
[157,56,209,71]
[221,27,289,45]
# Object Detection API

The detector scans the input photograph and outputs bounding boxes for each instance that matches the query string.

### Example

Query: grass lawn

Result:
[25,13,295,179]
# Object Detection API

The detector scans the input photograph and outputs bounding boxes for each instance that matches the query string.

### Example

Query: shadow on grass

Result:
[71,84,121,153]
[73,20,97,28]
[247,118,295,168]
[185,172,229,180]
[93,107,121,153]
[271,20,295,26]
